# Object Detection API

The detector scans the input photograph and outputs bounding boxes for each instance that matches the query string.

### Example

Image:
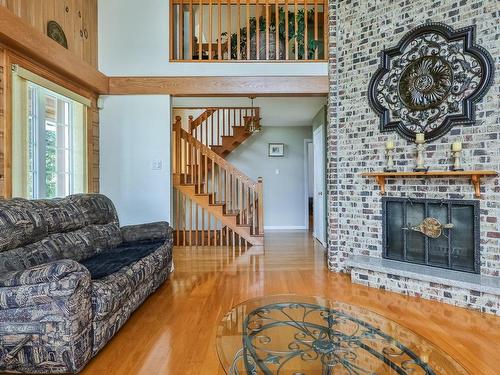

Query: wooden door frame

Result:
[304,138,313,231]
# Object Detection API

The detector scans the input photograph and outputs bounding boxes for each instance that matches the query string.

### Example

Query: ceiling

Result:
[172,97,327,127]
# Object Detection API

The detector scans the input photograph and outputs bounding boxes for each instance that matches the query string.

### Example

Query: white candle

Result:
[386,139,395,150]
[415,133,425,142]
[452,141,462,152]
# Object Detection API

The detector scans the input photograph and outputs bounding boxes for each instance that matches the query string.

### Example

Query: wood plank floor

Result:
[80,231,500,375]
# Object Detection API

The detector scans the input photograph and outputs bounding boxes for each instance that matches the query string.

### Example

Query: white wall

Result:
[226,126,312,229]
[98,0,327,76]
[99,95,172,226]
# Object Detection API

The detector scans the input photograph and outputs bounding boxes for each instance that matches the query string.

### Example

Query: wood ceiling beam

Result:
[0,6,108,94]
[108,76,328,96]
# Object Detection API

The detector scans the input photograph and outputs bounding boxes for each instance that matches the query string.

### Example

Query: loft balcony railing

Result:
[170,0,327,62]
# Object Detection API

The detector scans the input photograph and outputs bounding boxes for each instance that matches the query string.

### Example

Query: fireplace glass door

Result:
[383,198,479,273]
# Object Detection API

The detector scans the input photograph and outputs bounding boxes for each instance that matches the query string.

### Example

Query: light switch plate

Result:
[152,160,163,170]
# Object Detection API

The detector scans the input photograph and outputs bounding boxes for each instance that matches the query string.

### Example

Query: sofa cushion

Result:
[0,194,121,272]
[0,223,122,272]
[0,199,48,253]
[89,241,171,321]
[81,239,164,279]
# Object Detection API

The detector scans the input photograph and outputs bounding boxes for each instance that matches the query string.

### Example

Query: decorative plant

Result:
[220,7,320,60]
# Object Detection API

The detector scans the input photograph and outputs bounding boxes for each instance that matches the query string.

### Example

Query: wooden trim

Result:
[180,0,184,60]
[275,1,279,60]
[285,0,289,60]
[0,7,108,94]
[237,0,241,60]
[313,0,318,60]
[218,0,222,60]
[189,0,194,60]
[265,0,269,60]
[172,0,319,3]
[246,0,250,60]
[108,75,328,96]
[170,58,327,62]
[362,171,498,198]
[3,49,12,198]
[170,0,175,59]
[0,48,5,198]
[304,1,308,61]
[255,4,260,60]
[209,0,213,59]
[294,0,298,60]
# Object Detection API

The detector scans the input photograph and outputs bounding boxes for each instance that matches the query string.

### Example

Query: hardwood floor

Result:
[80,231,500,375]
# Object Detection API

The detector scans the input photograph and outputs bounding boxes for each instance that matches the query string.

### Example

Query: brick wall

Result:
[327,0,499,277]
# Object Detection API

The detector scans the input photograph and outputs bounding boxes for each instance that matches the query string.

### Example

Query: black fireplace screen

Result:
[382,198,480,274]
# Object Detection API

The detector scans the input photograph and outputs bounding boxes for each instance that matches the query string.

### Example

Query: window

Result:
[11,66,88,199]
[28,83,82,199]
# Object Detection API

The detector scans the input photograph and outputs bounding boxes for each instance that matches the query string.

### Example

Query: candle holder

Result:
[384,144,397,172]
[452,150,464,171]
[413,136,427,172]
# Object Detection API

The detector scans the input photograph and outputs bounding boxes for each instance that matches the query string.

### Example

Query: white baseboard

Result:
[264,226,307,230]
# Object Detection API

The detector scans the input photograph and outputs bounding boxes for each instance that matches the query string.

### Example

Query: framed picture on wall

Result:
[268,143,284,157]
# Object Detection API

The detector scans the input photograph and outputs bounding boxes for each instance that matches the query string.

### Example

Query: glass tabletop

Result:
[216,295,469,375]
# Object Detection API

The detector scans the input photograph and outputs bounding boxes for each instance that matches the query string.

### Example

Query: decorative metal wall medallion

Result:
[368,22,494,141]
[47,21,68,49]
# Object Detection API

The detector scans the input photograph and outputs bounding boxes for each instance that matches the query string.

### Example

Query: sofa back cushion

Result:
[0,194,122,272]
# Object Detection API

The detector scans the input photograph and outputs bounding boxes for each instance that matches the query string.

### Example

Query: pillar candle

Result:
[452,141,462,152]
[415,133,425,142]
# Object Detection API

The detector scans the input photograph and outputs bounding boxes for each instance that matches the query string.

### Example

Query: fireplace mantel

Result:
[361,170,498,198]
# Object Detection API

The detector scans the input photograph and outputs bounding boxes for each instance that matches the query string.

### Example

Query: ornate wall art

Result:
[47,21,68,49]
[368,22,494,141]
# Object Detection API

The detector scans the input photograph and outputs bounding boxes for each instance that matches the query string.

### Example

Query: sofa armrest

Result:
[0,260,93,373]
[0,260,91,311]
[121,221,172,243]
[0,259,88,287]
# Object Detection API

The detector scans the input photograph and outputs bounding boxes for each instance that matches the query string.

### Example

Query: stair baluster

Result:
[173,116,264,246]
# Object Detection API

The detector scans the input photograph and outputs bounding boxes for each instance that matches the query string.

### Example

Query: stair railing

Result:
[186,107,260,149]
[173,117,264,238]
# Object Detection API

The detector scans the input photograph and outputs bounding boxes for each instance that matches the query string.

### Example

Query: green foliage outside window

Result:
[45,128,57,198]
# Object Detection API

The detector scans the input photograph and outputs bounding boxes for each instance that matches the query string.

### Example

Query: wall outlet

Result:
[152,160,163,170]
[275,169,280,175]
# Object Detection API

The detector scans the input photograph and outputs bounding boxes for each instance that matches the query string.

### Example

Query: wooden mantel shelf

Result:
[361,171,498,198]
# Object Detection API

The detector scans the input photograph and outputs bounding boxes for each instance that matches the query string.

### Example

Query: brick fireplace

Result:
[326,0,500,315]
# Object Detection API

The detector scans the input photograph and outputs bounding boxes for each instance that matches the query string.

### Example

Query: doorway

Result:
[304,107,327,246]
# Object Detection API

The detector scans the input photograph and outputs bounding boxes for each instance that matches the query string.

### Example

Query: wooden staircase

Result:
[188,107,260,158]
[172,116,264,247]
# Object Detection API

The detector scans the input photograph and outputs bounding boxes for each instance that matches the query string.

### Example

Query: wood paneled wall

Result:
[0,0,98,67]
[0,48,6,198]
[88,97,100,193]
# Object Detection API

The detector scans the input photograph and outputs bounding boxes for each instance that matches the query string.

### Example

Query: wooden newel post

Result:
[188,115,194,133]
[257,177,264,235]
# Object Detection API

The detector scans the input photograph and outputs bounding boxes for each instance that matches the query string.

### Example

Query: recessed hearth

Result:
[383,197,480,274]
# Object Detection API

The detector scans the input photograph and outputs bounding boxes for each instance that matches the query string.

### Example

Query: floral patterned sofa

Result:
[0,194,173,373]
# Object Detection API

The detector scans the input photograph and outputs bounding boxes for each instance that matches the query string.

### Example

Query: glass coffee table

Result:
[216,295,469,374]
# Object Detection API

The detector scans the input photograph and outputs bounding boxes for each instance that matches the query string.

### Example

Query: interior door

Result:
[313,126,326,245]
